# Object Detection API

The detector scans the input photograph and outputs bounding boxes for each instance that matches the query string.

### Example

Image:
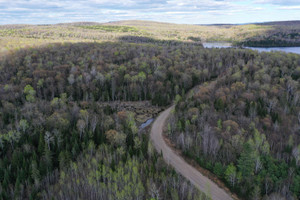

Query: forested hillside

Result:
[109,20,300,47]
[238,21,300,47]
[1,20,300,55]
[167,51,300,199]
[0,42,219,199]
[0,22,299,199]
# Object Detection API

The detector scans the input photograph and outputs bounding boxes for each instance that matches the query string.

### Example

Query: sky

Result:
[0,0,300,25]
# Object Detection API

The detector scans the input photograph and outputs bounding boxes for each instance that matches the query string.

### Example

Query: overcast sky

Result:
[0,0,299,25]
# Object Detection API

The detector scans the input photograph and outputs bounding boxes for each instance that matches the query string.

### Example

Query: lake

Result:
[203,42,300,55]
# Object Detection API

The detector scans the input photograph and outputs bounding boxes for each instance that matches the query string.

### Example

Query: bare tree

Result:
[90,115,98,133]
[266,98,278,114]
[149,182,161,200]
[255,157,262,174]
[292,145,300,166]
[44,131,54,150]
[77,120,86,140]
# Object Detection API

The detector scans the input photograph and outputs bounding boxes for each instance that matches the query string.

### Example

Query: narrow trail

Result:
[150,105,233,200]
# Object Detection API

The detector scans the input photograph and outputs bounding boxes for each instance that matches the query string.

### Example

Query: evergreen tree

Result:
[238,142,255,178]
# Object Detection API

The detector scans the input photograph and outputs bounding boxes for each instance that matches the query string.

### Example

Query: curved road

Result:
[150,106,233,200]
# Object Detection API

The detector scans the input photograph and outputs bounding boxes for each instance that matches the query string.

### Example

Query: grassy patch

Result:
[78,25,139,32]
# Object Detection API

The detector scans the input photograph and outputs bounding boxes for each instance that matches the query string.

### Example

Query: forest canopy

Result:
[0,28,299,199]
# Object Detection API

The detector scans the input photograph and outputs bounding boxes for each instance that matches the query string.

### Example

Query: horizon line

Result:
[1,19,300,26]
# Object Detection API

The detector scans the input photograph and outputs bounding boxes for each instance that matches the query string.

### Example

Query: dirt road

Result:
[150,105,233,200]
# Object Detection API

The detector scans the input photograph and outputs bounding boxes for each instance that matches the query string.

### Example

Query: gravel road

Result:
[150,105,233,200]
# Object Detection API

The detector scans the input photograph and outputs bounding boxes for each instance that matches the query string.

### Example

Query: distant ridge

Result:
[197,24,240,26]
[103,20,300,27]
[57,22,102,26]
[1,20,300,27]
[104,20,179,26]
[255,20,300,26]
[197,20,300,26]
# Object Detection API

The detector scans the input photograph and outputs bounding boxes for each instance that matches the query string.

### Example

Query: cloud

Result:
[0,0,299,24]
[254,0,300,11]
[0,0,241,24]
[255,0,300,6]
[279,6,300,10]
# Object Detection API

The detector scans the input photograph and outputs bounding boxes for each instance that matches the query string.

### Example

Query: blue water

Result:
[247,46,300,54]
[203,42,232,48]
[203,42,300,55]
[139,118,154,129]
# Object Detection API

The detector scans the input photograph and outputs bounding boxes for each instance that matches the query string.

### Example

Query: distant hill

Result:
[256,20,300,26]
[103,20,300,46]
[197,20,300,26]
[57,22,102,26]
[1,20,300,50]
[104,20,175,26]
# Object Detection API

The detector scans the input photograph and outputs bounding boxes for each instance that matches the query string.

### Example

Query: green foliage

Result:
[175,94,182,104]
[41,142,206,199]
[213,162,224,178]
[19,119,28,133]
[214,98,225,111]
[78,25,139,33]
[31,160,40,183]
[217,119,222,129]
[237,142,255,177]
[169,45,300,199]
[224,163,238,187]
[24,84,36,102]
[291,175,300,196]
[187,36,201,42]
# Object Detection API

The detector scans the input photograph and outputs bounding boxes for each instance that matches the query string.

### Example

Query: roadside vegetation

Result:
[167,51,300,199]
